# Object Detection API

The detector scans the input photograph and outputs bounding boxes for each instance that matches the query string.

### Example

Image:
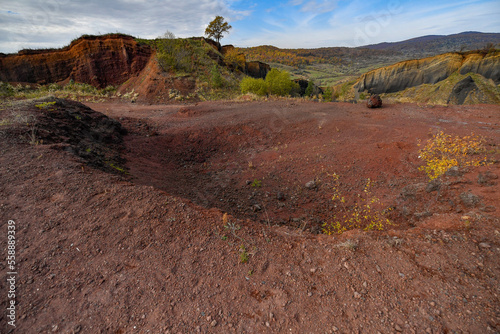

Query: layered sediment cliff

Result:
[0,34,153,88]
[354,51,500,94]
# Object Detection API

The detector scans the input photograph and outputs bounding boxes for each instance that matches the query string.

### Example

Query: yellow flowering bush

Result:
[322,174,392,235]
[418,131,490,180]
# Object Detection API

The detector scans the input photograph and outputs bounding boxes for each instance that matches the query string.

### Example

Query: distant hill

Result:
[362,32,500,56]
[239,31,500,86]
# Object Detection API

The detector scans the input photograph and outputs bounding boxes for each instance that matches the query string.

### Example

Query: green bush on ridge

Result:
[240,68,298,97]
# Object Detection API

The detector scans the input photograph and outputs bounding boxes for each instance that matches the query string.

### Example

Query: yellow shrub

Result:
[322,174,392,235]
[418,131,490,180]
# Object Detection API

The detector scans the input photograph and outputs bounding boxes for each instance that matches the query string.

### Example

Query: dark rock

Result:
[480,206,496,213]
[478,171,498,186]
[447,76,480,105]
[366,95,383,108]
[305,181,317,189]
[277,192,286,201]
[245,61,270,79]
[426,179,441,192]
[445,166,463,177]
[459,192,481,208]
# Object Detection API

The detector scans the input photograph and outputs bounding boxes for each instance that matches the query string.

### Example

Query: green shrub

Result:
[211,65,224,88]
[305,81,314,97]
[156,38,194,73]
[265,68,296,96]
[240,68,298,97]
[322,87,334,101]
[0,82,14,98]
[240,77,268,96]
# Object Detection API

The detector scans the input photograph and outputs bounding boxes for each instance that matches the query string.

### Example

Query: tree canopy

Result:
[205,16,232,44]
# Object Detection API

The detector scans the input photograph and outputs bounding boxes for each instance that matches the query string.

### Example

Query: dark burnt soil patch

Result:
[1,97,127,174]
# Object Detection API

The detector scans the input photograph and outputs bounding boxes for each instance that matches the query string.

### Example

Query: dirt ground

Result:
[0,98,499,333]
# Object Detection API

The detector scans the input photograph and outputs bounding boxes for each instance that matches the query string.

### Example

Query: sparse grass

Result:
[322,173,392,235]
[250,179,262,188]
[0,81,120,102]
[418,131,492,180]
[239,245,249,263]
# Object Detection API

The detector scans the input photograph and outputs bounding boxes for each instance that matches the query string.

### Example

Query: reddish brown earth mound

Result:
[0,99,499,333]
[0,35,152,87]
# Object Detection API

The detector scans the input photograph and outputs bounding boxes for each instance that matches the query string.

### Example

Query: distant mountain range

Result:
[362,32,500,56]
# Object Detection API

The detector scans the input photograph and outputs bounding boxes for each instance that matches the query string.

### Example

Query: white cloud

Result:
[0,0,249,53]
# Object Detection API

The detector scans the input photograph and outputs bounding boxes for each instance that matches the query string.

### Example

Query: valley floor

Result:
[0,100,499,333]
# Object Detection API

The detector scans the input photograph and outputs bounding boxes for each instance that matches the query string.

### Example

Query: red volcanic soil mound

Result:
[1,99,499,333]
[0,34,152,87]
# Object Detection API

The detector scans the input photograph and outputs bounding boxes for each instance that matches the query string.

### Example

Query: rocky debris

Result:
[478,171,498,186]
[366,95,383,108]
[459,192,481,208]
[305,180,317,190]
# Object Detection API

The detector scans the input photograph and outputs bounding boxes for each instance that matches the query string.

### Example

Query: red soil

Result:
[0,99,499,333]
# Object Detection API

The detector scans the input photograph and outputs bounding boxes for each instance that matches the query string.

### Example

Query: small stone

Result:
[362,281,368,288]
[332,326,339,332]
[376,265,381,273]
[310,268,317,273]
[430,301,436,307]
[210,320,217,327]
[426,328,433,334]
[394,324,403,332]
[459,192,481,208]
[308,292,313,297]
[206,316,212,322]
[354,291,361,299]
[305,180,317,189]
[253,204,262,212]
[479,242,491,249]
[265,321,270,327]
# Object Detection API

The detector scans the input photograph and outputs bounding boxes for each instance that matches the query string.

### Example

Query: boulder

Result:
[366,95,383,108]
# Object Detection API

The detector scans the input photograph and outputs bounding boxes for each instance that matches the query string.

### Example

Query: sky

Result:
[0,0,499,53]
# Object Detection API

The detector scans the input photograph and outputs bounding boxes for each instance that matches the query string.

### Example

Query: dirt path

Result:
[0,99,499,333]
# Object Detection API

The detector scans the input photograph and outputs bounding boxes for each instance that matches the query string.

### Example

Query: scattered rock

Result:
[276,192,286,201]
[210,320,218,327]
[394,324,403,332]
[445,166,463,177]
[478,171,498,186]
[479,242,491,249]
[459,192,481,208]
[354,291,362,299]
[366,95,382,108]
[480,206,496,213]
[305,180,317,189]
[426,179,441,193]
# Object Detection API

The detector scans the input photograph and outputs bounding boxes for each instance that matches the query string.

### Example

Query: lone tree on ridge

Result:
[205,16,232,44]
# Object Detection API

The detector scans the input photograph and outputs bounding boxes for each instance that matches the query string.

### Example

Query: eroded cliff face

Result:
[0,34,153,88]
[354,51,500,94]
